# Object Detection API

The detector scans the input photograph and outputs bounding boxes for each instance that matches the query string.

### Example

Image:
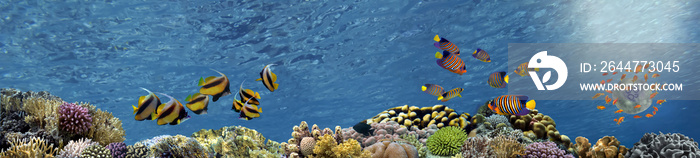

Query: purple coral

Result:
[524,142,574,158]
[342,121,438,147]
[58,102,92,134]
[106,142,127,158]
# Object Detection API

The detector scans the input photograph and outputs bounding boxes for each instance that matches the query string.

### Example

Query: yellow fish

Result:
[238,80,261,105]
[438,88,463,102]
[132,88,161,121]
[255,64,279,92]
[198,69,231,102]
[154,93,190,125]
[239,98,263,120]
[184,93,210,115]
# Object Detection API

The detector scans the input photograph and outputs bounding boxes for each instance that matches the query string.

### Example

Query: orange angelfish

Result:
[607,79,613,83]
[633,115,641,119]
[614,109,624,113]
[605,96,612,104]
[650,92,658,99]
[634,104,641,108]
[632,75,638,82]
[651,73,660,78]
[592,93,605,99]
[621,74,627,80]
[602,73,608,76]
[600,80,605,84]
[613,72,618,75]
[645,114,653,118]
[656,99,666,105]
[644,73,648,82]
[653,106,659,111]
[612,98,619,105]
[597,106,606,110]
[635,65,643,73]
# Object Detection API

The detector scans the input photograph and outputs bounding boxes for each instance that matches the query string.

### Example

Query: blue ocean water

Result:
[0,0,698,148]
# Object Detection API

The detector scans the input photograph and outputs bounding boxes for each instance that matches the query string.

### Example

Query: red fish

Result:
[632,75,638,82]
[607,79,613,83]
[650,92,658,99]
[606,90,613,93]
[656,99,666,105]
[602,73,608,76]
[614,109,623,113]
[435,51,466,75]
[644,73,648,82]
[633,115,641,119]
[634,104,641,108]
[651,73,660,78]
[621,74,627,80]
[613,72,618,75]
[433,35,460,55]
[653,111,657,115]
[600,80,605,84]
[592,93,604,99]
[612,98,618,105]
[605,95,612,104]
[645,114,653,118]
[597,106,606,110]
[653,106,659,111]
[635,65,643,73]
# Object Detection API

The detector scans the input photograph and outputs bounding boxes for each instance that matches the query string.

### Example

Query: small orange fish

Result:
[616,117,625,125]
[597,106,606,110]
[612,72,618,75]
[656,99,666,105]
[605,96,611,104]
[634,104,641,108]
[632,75,638,82]
[650,92,658,99]
[611,67,615,71]
[602,73,608,76]
[653,111,657,115]
[600,80,605,84]
[651,73,660,78]
[650,84,657,90]
[592,93,605,99]
[635,65,643,73]
[633,115,641,119]
[614,109,623,113]
[612,98,618,105]
[625,69,631,72]
[621,74,627,80]
[644,73,648,82]
[653,106,658,111]
[645,114,653,118]
[607,79,613,83]
[605,90,613,93]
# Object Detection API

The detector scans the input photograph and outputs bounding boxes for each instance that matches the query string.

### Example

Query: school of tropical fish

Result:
[424,35,537,117]
[591,63,666,125]
[132,65,280,125]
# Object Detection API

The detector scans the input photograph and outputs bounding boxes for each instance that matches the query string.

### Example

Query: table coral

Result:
[58,102,92,134]
[427,126,467,156]
[626,132,700,158]
[524,142,574,158]
[190,125,282,158]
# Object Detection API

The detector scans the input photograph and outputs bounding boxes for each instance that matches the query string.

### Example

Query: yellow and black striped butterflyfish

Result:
[255,64,279,92]
[198,69,231,102]
[238,80,261,105]
[132,88,162,121]
[239,98,262,120]
[185,93,209,115]
[154,93,190,125]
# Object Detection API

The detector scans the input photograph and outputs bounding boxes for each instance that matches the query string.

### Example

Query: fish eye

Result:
[537,59,541,63]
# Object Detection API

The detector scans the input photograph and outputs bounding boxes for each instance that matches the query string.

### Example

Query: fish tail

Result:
[151,112,158,121]
[435,52,443,59]
[437,96,443,101]
[132,105,138,114]
[504,75,509,83]
[421,86,427,91]
[526,100,536,110]
[273,83,279,90]
[433,35,440,42]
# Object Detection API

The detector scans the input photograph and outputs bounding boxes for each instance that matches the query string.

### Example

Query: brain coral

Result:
[426,126,467,156]
[626,132,700,158]
[58,102,93,134]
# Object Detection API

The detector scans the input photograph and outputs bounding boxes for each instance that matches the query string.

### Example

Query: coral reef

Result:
[0,136,57,158]
[81,145,112,158]
[574,136,628,158]
[426,126,467,156]
[58,102,92,134]
[58,138,99,158]
[476,103,495,117]
[365,105,471,130]
[461,136,495,158]
[136,135,171,148]
[151,135,209,158]
[343,121,438,147]
[81,102,126,146]
[282,121,344,157]
[524,142,574,158]
[625,132,700,158]
[190,125,282,158]
[125,143,150,158]
[508,110,571,149]
[491,135,525,158]
[106,142,128,158]
[364,140,418,158]
[400,134,427,158]
[309,134,371,158]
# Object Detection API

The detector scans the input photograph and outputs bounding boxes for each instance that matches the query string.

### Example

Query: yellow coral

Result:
[22,97,62,132]
[191,126,283,158]
[81,102,126,146]
[0,136,58,158]
[314,134,337,158]
[491,135,525,158]
[331,139,370,158]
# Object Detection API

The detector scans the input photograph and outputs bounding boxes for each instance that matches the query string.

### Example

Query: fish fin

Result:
[514,95,529,102]
[138,96,145,104]
[255,92,261,99]
[486,59,491,62]
[433,35,440,42]
[273,83,279,90]
[473,49,478,55]
[421,86,427,91]
[435,52,443,59]
[458,93,462,97]
[150,112,157,120]
[246,89,254,95]
[205,76,217,82]
[271,72,277,82]
[526,100,536,110]
[255,78,262,81]
[185,95,192,102]
[504,75,509,83]
[437,96,443,101]
[198,77,205,86]
[132,105,138,114]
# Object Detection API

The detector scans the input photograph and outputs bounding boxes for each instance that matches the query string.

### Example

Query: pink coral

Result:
[342,121,438,147]
[58,102,92,134]
[524,142,574,158]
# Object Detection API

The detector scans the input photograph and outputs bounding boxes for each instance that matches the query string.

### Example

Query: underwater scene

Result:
[1,0,699,157]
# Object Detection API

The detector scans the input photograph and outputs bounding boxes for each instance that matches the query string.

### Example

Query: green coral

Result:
[191,126,283,158]
[401,134,427,158]
[426,126,467,156]
[80,145,111,158]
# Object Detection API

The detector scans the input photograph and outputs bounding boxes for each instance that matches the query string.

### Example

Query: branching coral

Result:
[151,135,208,158]
[106,142,127,158]
[626,132,699,158]
[426,126,467,156]
[80,145,111,158]
[491,135,525,158]
[461,136,495,158]
[524,142,574,158]
[125,143,150,158]
[58,138,99,158]
[58,102,92,134]
[81,102,126,146]
[0,136,57,158]
[190,125,282,157]
[282,121,344,157]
